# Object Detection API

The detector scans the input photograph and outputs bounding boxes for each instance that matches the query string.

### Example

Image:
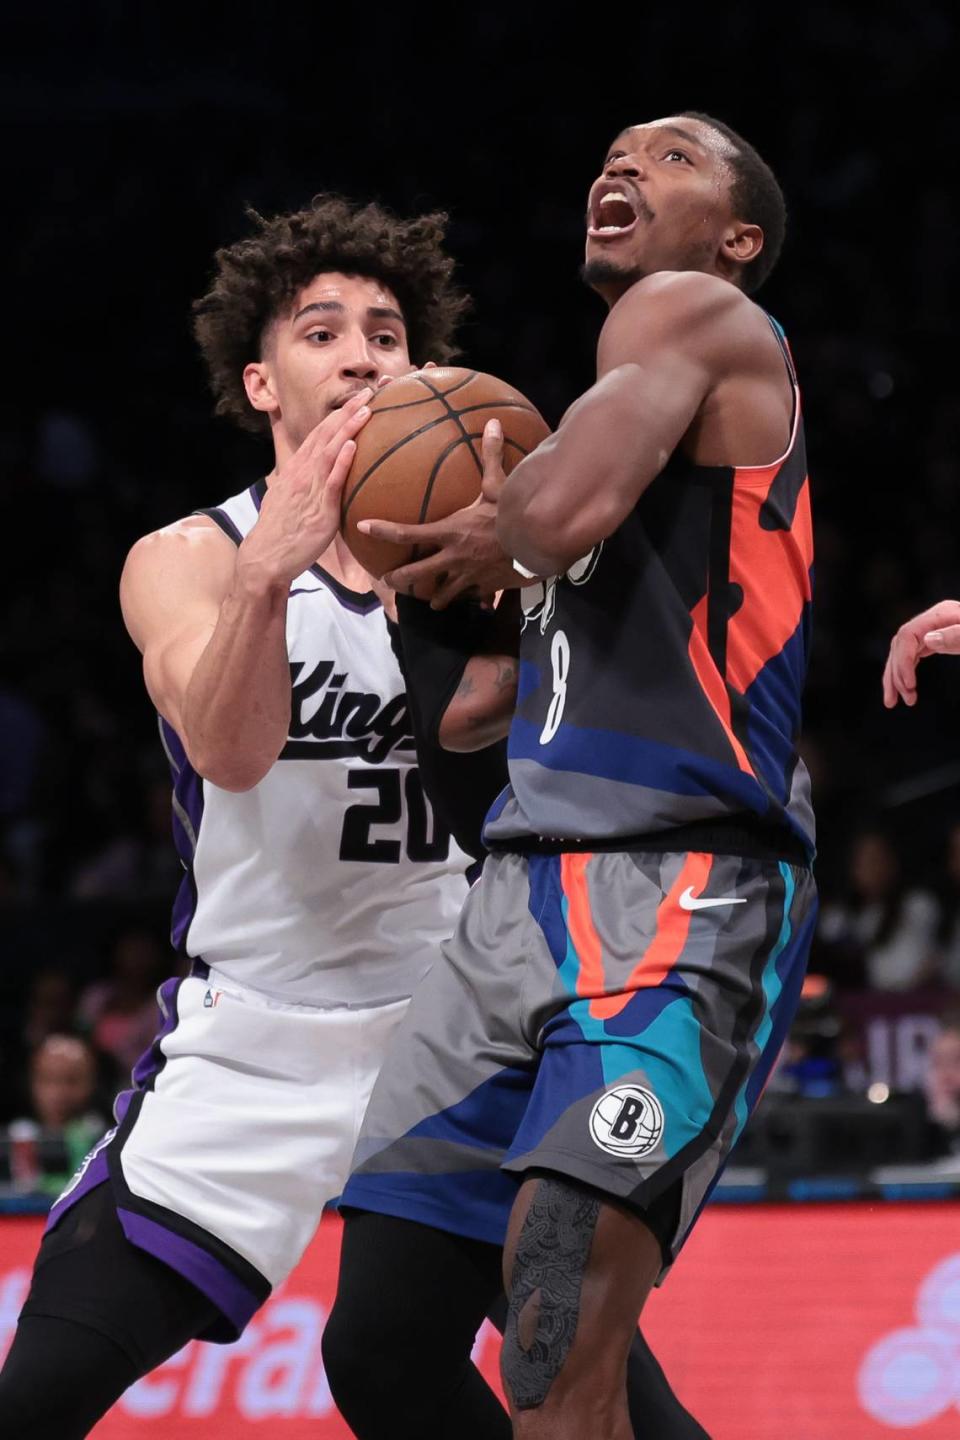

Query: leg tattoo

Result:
[502,1178,601,1410]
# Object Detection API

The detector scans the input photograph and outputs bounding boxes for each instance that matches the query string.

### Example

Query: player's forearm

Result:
[182,563,292,791]
[497,447,625,577]
[438,653,519,752]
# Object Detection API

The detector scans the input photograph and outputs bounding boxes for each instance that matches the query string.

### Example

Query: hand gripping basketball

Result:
[370,421,519,608]
[239,389,372,588]
[341,368,549,597]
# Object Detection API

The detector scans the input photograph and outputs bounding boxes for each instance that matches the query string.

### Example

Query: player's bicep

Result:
[594,274,730,439]
[558,351,709,489]
[120,520,234,733]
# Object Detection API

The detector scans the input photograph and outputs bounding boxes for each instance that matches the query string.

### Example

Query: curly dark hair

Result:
[193,195,470,432]
[680,112,787,294]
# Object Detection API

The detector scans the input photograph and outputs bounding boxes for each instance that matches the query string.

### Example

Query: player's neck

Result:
[268,426,297,472]
[314,534,376,594]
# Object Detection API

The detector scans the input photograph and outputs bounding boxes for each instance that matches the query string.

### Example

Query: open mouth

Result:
[587,187,641,239]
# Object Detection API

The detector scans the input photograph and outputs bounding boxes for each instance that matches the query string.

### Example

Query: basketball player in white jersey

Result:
[0,196,475,1437]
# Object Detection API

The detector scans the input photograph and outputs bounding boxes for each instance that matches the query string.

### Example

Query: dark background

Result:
[2,2,959,1114]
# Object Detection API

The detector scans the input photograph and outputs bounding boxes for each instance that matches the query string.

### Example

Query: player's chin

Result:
[581,250,640,289]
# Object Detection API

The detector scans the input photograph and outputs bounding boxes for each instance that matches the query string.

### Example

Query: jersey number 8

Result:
[539,629,571,747]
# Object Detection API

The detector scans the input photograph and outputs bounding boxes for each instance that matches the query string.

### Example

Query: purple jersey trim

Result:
[170,880,196,954]
[111,973,185,1127]
[44,1146,111,1233]
[306,566,381,614]
[117,1207,262,1336]
[158,717,205,952]
[132,975,184,1090]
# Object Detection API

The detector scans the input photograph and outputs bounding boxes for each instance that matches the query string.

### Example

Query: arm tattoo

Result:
[502,1177,601,1410]
[493,658,518,691]
[454,671,478,700]
[457,656,518,730]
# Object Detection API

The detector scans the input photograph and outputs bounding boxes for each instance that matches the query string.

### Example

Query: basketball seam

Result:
[368,370,477,414]
[416,374,485,483]
[342,374,542,528]
[343,399,536,517]
[400,379,541,527]
[416,433,482,526]
[414,435,532,530]
[343,410,464,519]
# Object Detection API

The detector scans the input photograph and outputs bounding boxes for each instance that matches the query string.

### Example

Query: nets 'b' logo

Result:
[589,1085,665,1157]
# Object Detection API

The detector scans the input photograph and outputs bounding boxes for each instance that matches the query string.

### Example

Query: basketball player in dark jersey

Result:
[391,591,709,1439]
[325,113,816,1439]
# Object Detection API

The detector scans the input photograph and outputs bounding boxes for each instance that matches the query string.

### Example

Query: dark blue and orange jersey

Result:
[484,316,815,858]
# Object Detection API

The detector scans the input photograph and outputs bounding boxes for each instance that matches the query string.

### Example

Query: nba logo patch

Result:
[589,1085,665,1158]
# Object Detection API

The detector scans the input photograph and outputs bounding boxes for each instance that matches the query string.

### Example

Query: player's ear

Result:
[244,360,280,416]
[721,221,763,276]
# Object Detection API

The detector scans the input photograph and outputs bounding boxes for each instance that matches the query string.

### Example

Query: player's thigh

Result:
[343,858,540,1241]
[501,1172,661,1435]
[21,1181,219,1372]
[504,851,816,1267]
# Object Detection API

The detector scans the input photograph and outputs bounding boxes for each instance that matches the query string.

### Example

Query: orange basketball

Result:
[341,367,549,578]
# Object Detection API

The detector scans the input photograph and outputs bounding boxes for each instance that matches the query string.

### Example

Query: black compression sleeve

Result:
[394,594,519,746]
[390,596,514,859]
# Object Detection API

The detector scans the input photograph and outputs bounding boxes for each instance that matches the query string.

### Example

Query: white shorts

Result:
[45,965,409,1340]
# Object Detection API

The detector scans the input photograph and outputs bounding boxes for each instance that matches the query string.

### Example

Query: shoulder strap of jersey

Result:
[764,313,799,388]
[194,482,264,547]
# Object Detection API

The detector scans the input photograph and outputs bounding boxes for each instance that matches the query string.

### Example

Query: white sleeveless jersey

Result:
[161,481,470,1006]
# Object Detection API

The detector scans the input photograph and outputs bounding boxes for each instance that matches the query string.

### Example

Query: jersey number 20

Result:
[339,768,450,864]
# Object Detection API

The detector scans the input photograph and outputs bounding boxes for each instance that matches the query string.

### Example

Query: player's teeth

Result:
[598,224,623,232]
[601,193,628,204]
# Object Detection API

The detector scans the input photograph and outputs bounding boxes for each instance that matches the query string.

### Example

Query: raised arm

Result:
[120,392,370,790]
[496,272,753,577]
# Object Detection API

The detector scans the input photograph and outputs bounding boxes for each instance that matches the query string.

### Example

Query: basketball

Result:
[341,367,550,578]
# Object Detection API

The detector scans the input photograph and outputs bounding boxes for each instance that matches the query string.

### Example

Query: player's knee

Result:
[322,1277,415,1415]
[320,1300,363,1409]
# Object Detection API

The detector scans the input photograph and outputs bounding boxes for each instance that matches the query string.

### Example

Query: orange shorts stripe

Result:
[560,850,715,1021]
[560,852,605,999]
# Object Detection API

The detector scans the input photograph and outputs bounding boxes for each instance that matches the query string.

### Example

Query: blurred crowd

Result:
[3,3,960,1184]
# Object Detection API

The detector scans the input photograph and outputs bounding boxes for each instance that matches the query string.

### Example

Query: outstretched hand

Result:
[882,599,960,708]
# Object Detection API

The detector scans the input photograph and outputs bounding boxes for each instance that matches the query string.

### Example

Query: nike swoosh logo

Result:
[678,887,747,912]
